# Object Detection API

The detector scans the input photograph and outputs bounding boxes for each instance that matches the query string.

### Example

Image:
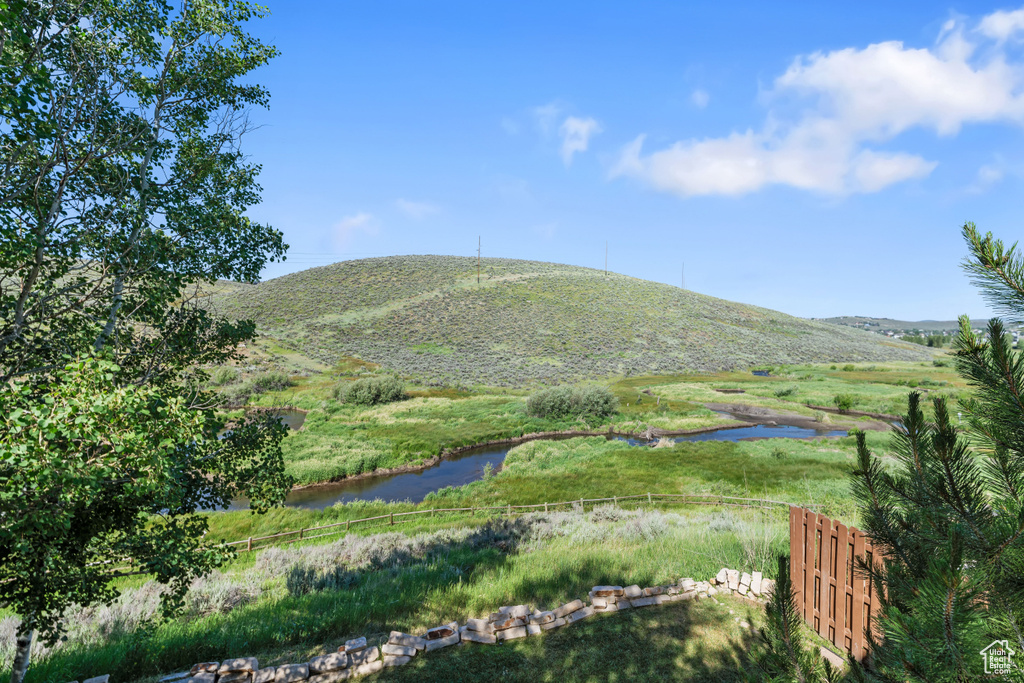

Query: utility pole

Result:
[605,241,608,277]
[477,236,481,284]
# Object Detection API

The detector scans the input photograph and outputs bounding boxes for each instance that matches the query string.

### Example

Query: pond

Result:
[224,417,847,511]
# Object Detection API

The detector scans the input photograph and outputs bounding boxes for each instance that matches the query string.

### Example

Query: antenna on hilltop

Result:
[477,236,481,284]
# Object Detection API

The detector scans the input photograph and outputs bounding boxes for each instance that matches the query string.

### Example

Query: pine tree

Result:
[846,223,1024,682]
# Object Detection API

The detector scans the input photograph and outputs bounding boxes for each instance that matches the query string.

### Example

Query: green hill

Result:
[208,255,931,385]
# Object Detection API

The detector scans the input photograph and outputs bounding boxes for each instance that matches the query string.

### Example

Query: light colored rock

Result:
[566,606,596,623]
[424,632,460,652]
[381,643,416,658]
[740,572,752,589]
[680,590,697,601]
[464,618,492,632]
[159,674,190,683]
[553,599,584,618]
[667,586,681,596]
[253,669,276,683]
[496,626,528,641]
[425,622,459,640]
[616,599,633,609]
[491,615,527,631]
[654,594,672,605]
[354,661,383,677]
[623,585,643,598]
[541,617,566,630]
[460,627,497,644]
[220,659,259,674]
[680,578,696,591]
[630,596,657,608]
[599,602,620,613]
[217,673,250,683]
[591,585,624,597]
[716,568,728,584]
[820,646,846,669]
[388,632,426,650]
[501,605,531,618]
[751,572,763,596]
[349,646,379,667]
[526,624,542,636]
[190,664,219,676]
[707,586,718,596]
[727,569,740,590]
[344,637,367,653]
[382,656,411,668]
[309,652,348,674]
[529,611,555,625]
[275,664,309,683]
[643,586,664,597]
[762,579,776,597]
[187,675,215,683]
[591,596,609,608]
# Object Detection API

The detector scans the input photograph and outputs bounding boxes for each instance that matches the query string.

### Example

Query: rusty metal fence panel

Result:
[790,506,882,662]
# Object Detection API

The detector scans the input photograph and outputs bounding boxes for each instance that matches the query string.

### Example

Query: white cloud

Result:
[967,163,1006,193]
[334,212,375,247]
[614,8,1024,197]
[559,116,602,165]
[978,8,1024,42]
[395,199,439,219]
[533,102,563,135]
[691,89,710,108]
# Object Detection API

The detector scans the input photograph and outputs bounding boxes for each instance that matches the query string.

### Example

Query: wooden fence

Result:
[789,506,883,662]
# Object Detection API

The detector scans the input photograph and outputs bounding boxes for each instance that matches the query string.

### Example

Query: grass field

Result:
[220,358,956,485]
[204,256,931,385]
[6,506,781,682]
[3,359,963,682]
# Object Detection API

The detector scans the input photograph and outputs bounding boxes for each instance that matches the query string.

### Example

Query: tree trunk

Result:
[10,621,33,683]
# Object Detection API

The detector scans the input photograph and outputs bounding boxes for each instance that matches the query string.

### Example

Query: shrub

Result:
[832,393,856,412]
[773,386,797,398]
[210,366,240,386]
[334,375,407,405]
[525,385,618,420]
[250,370,293,393]
[841,364,856,372]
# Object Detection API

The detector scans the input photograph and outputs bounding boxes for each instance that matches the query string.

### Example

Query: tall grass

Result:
[5,506,784,682]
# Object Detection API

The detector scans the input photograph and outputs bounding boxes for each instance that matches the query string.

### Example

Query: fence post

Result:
[648,492,653,505]
[580,497,584,511]
[544,502,548,513]
[507,504,511,516]
[346,519,350,531]
[613,495,617,507]
[247,537,252,552]
[390,513,394,525]
[299,528,304,541]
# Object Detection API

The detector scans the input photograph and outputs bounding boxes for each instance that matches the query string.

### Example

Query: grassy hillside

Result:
[208,255,930,385]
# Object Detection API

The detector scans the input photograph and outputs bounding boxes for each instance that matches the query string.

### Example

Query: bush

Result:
[773,386,797,398]
[841,364,856,372]
[525,385,618,420]
[334,375,407,406]
[832,393,856,412]
[250,370,293,393]
[210,366,240,386]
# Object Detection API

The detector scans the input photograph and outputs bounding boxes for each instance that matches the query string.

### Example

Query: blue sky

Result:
[243,1,1024,320]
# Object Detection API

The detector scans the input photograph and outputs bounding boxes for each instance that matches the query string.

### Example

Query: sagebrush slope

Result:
[208,256,930,384]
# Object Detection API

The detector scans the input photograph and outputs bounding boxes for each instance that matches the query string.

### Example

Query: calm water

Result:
[225,419,846,511]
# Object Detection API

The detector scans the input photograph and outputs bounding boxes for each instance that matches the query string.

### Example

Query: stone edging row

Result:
[73,567,775,683]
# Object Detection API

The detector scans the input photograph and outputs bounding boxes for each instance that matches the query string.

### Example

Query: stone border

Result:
[72,567,774,683]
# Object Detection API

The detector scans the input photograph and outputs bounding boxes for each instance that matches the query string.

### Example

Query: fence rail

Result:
[790,506,883,662]
[103,493,818,577]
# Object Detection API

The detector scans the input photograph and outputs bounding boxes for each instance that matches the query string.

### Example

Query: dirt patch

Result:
[703,402,891,432]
